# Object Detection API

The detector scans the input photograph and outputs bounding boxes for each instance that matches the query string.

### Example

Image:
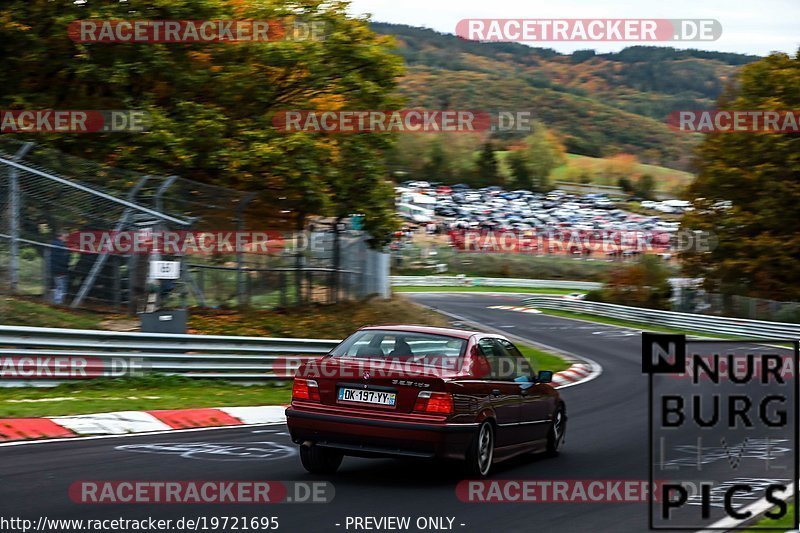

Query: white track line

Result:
[0,422,285,448]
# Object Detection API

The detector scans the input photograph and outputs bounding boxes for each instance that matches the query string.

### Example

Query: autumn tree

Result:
[599,255,672,309]
[681,49,800,300]
[0,0,403,243]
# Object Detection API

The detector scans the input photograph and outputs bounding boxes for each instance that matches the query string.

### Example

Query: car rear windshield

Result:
[330,330,468,369]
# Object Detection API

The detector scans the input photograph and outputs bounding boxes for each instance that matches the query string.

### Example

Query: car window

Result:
[497,339,537,378]
[482,338,534,381]
[331,330,467,370]
[477,338,512,381]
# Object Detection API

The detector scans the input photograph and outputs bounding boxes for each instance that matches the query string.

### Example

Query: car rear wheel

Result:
[465,421,494,477]
[546,405,566,456]
[299,444,343,474]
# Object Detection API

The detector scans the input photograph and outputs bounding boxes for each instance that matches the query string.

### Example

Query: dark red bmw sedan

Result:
[285,325,566,477]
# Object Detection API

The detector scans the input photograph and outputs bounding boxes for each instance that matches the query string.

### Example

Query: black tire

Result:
[464,421,494,478]
[546,405,566,456]
[299,445,343,474]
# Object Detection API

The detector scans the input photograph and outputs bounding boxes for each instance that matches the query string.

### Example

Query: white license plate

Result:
[338,387,396,406]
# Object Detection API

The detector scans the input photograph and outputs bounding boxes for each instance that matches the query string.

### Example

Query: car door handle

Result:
[491,389,501,397]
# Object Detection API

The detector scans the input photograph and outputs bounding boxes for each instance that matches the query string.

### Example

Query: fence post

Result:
[279,270,287,307]
[42,246,51,299]
[112,255,121,311]
[127,254,136,315]
[8,142,34,294]
[236,193,256,307]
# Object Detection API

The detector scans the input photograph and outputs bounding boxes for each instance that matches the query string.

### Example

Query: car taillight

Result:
[413,391,453,414]
[292,378,320,401]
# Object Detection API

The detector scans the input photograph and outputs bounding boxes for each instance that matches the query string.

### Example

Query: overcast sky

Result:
[348,0,799,56]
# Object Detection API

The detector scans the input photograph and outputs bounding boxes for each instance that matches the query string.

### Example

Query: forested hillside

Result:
[372,23,758,170]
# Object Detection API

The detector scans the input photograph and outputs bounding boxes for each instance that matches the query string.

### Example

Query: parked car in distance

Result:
[563,292,587,300]
[286,325,566,477]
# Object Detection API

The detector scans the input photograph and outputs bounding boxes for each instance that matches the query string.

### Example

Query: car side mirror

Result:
[536,370,553,384]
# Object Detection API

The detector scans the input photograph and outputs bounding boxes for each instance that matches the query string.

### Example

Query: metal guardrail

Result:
[391,276,602,290]
[0,325,340,384]
[521,297,800,338]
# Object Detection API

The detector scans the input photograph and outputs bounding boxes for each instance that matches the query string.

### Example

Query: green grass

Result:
[550,153,695,195]
[518,344,571,373]
[745,503,795,531]
[393,286,581,295]
[0,297,108,329]
[469,151,693,194]
[0,375,292,418]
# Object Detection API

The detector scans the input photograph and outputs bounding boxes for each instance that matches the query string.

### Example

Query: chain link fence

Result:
[0,139,389,315]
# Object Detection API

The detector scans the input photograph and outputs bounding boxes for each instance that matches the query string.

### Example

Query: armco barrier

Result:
[521,296,800,338]
[392,276,601,290]
[0,325,340,385]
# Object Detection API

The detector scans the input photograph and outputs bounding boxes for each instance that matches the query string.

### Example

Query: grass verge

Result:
[393,286,581,295]
[0,296,571,417]
[0,297,108,329]
[518,344,571,373]
[745,503,794,531]
[187,296,451,338]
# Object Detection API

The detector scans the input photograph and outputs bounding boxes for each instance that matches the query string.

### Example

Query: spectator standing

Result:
[50,231,71,304]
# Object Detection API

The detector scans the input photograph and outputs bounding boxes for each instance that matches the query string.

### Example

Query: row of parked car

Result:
[396,182,681,234]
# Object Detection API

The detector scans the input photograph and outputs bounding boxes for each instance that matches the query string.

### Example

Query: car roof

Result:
[359,324,480,340]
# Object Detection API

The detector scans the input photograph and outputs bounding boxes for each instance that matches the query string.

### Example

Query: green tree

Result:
[636,174,656,199]
[422,140,452,182]
[474,141,500,187]
[523,122,566,192]
[681,50,800,300]
[618,177,634,194]
[506,150,531,190]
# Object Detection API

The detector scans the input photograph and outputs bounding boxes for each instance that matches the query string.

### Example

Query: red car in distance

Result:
[285,325,566,477]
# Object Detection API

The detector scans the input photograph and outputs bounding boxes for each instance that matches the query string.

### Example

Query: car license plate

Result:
[338,387,396,406]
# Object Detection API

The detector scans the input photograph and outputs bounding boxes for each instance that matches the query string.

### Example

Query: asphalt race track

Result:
[0,293,794,533]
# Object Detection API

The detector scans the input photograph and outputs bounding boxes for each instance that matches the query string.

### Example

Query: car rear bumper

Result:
[285,407,478,461]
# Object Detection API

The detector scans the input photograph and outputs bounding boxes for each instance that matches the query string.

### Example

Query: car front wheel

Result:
[299,444,343,474]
